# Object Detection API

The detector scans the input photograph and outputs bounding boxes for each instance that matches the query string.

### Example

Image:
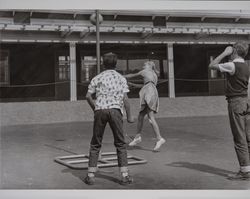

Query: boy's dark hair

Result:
[233,41,249,58]
[103,52,117,69]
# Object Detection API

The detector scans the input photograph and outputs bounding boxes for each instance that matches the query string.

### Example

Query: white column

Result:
[167,43,175,98]
[96,10,101,74]
[69,42,77,101]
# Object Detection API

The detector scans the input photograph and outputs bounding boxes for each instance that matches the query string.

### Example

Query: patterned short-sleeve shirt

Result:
[87,70,129,114]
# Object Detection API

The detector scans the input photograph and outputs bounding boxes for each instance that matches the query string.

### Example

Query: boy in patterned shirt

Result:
[84,52,134,185]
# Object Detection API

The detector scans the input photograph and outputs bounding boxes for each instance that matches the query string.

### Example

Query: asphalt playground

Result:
[1,115,250,189]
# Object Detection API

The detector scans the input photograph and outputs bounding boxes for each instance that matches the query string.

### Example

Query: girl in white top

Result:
[124,61,166,151]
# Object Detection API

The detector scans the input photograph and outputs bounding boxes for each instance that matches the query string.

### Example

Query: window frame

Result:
[55,51,70,82]
[0,50,10,86]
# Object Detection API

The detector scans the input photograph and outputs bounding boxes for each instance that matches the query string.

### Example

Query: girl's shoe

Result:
[128,136,142,146]
[153,138,166,151]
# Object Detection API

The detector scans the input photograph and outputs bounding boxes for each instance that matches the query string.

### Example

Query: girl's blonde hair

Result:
[145,61,160,76]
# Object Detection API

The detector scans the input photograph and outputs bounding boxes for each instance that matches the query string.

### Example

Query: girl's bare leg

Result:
[147,111,162,140]
[147,110,165,151]
[135,108,148,137]
[128,108,147,146]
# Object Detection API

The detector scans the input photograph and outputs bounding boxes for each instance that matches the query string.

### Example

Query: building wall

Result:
[1,42,249,102]
[76,43,169,99]
[0,43,68,101]
[0,96,228,126]
[1,43,169,101]
[174,44,227,96]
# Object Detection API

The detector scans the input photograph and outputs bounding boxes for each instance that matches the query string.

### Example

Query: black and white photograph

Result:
[0,0,250,198]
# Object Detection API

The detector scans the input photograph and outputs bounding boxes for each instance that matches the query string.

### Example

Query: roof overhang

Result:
[1,10,250,44]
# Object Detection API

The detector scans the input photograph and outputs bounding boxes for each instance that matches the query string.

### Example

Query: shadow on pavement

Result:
[166,162,235,177]
[127,145,154,152]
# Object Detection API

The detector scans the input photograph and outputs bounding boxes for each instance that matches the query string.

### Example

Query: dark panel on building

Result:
[14,12,30,24]
[115,15,152,22]
[0,43,68,102]
[103,15,116,21]
[153,16,166,27]
[167,17,203,23]
[76,44,168,99]
[0,11,13,17]
[173,44,227,97]
[31,12,50,19]
[237,18,250,24]
[203,17,236,23]
[32,12,74,20]
[47,13,74,20]
[75,14,92,21]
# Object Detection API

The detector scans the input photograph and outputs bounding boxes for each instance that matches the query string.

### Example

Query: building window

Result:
[81,56,97,82]
[127,58,159,82]
[116,59,127,75]
[58,55,70,81]
[0,50,9,86]
[77,44,168,99]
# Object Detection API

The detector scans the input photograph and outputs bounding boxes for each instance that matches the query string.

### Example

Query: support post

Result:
[70,42,77,101]
[167,43,175,98]
[96,10,101,74]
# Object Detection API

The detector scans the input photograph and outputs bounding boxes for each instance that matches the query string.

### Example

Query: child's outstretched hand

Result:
[127,116,135,123]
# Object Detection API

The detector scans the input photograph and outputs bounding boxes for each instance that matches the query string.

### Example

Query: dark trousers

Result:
[227,96,250,167]
[88,109,128,171]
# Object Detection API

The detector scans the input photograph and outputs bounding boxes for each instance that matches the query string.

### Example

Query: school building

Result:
[0,9,250,103]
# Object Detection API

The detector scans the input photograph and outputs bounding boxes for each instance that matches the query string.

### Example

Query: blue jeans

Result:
[227,96,250,167]
[88,109,128,172]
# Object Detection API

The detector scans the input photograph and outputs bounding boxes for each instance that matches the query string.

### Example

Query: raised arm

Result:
[209,46,233,70]
[124,71,141,79]
[128,82,144,88]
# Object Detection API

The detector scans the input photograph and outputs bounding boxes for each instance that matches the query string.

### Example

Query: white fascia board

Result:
[0,17,13,24]
[166,22,249,29]
[58,25,71,31]
[73,26,88,32]
[0,24,6,29]
[41,25,59,31]
[4,24,23,30]
[2,21,250,36]
[21,10,250,18]
[24,25,42,31]
[31,18,92,26]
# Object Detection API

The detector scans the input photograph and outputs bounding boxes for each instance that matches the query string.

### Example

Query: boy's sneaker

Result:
[228,171,250,180]
[84,175,95,185]
[128,136,142,146]
[120,175,133,185]
[153,138,166,151]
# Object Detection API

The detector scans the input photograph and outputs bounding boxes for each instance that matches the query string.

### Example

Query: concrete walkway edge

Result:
[0,96,228,126]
